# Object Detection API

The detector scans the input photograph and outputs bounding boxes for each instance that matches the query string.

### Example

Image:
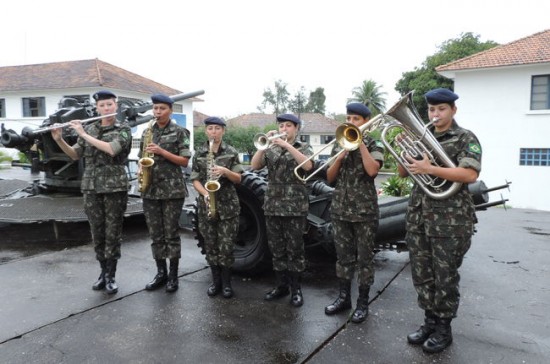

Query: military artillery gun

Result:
[0,90,204,227]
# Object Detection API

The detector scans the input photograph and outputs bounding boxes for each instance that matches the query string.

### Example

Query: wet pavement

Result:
[0,173,549,362]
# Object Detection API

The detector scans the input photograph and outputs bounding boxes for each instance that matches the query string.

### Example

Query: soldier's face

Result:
[153,103,172,122]
[96,98,117,115]
[346,114,368,127]
[428,103,457,132]
[206,125,225,143]
[278,121,297,140]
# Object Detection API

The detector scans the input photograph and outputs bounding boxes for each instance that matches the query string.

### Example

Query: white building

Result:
[0,59,202,159]
[437,29,550,211]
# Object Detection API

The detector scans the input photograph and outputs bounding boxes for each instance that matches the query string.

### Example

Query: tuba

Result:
[138,119,155,193]
[205,138,221,220]
[381,91,462,200]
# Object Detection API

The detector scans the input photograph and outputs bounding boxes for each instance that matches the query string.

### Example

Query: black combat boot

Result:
[207,265,222,297]
[325,279,352,315]
[221,266,233,298]
[166,259,179,292]
[145,259,168,291]
[407,310,437,345]
[422,318,453,353]
[264,270,290,301]
[289,271,304,307]
[92,260,107,290]
[351,285,370,323]
[105,259,118,295]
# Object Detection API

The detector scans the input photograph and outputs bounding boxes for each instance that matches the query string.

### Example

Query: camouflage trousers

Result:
[332,219,376,286]
[199,215,238,268]
[84,191,128,262]
[143,198,185,260]
[266,216,306,273]
[407,232,472,318]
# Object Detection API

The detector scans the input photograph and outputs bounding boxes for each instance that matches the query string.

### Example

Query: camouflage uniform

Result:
[406,120,482,319]
[139,120,191,260]
[329,135,385,286]
[74,120,132,262]
[191,141,244,268]
[259,141,313,273]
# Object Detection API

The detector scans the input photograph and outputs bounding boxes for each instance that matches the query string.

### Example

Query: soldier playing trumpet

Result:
[251,114,313,307]
[191,117,243,299]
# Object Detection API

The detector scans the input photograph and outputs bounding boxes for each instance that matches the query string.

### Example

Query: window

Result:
[530,75,550,110]
[22,97,46,117]
[0,99,5,118]
[519,148,550,166]
[300,134,310,143]
[321,135,334,144]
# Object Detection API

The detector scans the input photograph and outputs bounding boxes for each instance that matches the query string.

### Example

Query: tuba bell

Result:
[381,91,462,200]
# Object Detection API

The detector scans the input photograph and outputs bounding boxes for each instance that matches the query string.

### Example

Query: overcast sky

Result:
[2,0,549,118]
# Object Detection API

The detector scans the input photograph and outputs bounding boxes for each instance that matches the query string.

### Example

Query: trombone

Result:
[293,114,383,182]
[253,132,287,150]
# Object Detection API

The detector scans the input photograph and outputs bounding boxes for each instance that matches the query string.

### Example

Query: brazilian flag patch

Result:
[468,143,481,154]
[375,140,384,148]
[120,130,129,140]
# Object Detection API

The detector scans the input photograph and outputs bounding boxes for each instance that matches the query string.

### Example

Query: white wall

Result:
[454,64,550,210]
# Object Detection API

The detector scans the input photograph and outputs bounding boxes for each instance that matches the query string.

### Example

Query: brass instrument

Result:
[293,114,384,182]
[137,119,155,193]
[381,91,462,200]
[253,132,287,150]
[205,138,221,220]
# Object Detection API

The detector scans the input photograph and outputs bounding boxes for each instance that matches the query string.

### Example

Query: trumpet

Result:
[253,132,287,150]
[293,115,384,182]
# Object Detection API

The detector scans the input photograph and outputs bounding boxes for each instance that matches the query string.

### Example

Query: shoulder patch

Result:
[468,143,481,154]
[120,130,129,140]
[375,140,384,148]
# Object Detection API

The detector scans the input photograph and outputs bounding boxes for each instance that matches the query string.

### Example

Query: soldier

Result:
[51,90,132,295]
[250,114,313,307]
[140,94,191,293]
[324,103,385,323]
[191,117,243,298]
[397,88,482,353]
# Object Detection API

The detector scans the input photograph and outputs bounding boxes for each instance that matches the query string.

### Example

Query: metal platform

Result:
[0,194,144,223]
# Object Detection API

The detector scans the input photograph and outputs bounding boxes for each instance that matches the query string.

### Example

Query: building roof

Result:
[225,113,339,133]
[0,58,185,96]
[436,29,550,72]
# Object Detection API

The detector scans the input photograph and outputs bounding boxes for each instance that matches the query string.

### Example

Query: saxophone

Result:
[204,138,221,220]
[138,119,155,193]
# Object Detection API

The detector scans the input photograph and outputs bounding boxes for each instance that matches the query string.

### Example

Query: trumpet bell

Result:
[253,133,270,150]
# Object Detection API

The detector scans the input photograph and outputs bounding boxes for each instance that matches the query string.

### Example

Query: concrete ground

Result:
[0,168,548,363]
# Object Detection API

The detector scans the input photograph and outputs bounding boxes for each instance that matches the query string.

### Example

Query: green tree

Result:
[348,79,387,115]
[288,86,309,115]
[193,125,262,159]
[395,32,498,119]
[258,80,290,114]
[306,87,326,114]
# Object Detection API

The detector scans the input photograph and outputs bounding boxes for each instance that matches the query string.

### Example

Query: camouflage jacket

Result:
[74,120,131,194]
[138,120,191,199]
[190,141,244,220]
[329,135,385,222]
[259,140,313,217]
[406,120,482,237]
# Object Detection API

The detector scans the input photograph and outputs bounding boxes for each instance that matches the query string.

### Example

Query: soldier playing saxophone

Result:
[191,117,243,299]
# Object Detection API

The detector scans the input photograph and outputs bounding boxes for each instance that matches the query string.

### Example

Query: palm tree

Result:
[348,79,387,115]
